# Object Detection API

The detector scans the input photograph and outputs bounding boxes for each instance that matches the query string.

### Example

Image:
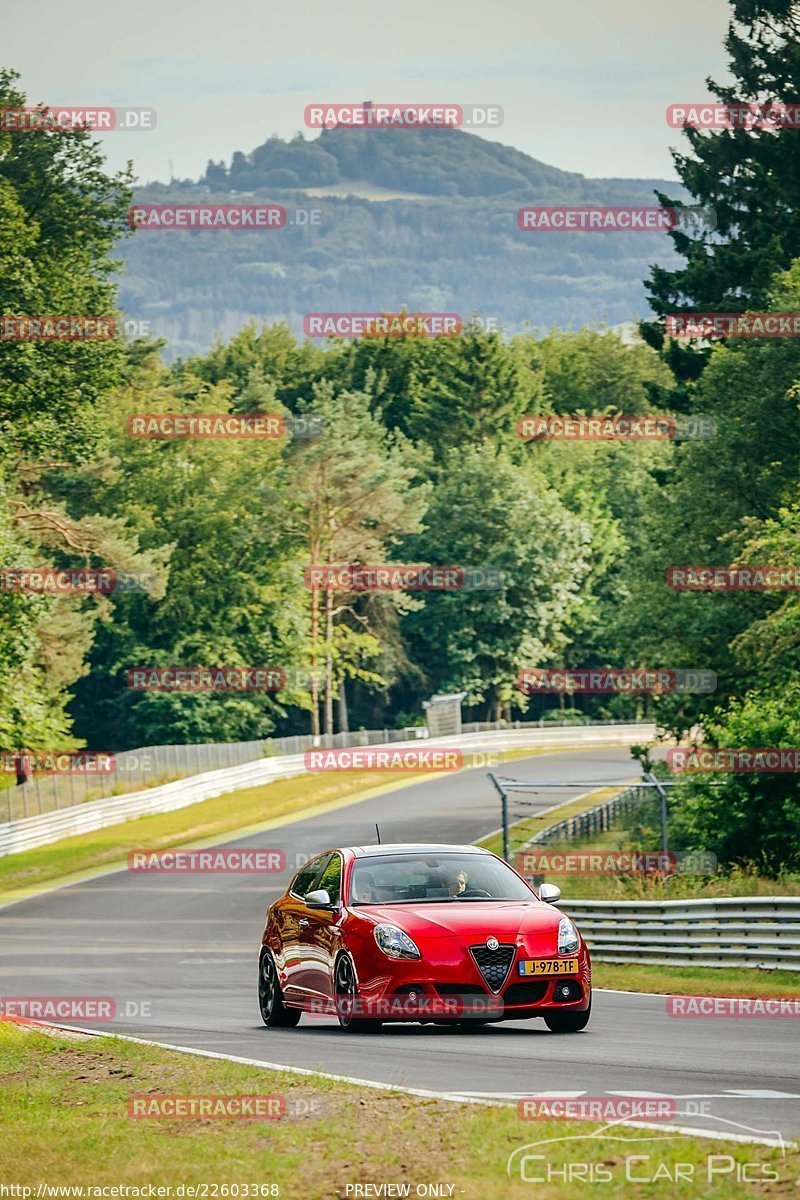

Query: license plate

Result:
[518,957,579,977]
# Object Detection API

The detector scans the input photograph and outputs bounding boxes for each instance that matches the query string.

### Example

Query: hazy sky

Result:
[5,0,732,184]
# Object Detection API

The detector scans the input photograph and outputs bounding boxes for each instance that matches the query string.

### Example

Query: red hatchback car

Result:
[258,843,591,1032]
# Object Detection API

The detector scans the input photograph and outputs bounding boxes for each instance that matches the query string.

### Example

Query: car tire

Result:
[258,949,301,1028]
[334,952,380,1032]
[543,996,591,1033]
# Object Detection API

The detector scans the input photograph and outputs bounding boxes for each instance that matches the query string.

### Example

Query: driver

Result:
[447,869,469,897]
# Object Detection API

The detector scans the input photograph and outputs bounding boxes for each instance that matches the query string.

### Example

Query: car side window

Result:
[290,854,329,900]
[316,853,342,905]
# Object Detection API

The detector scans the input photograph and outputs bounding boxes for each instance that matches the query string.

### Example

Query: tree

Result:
[287,382,429,735]
[617,262,800,731]
[728,494,800,686]
[670,684,800,873]
[0,70,134,754]
[402,329,532,460]
[643,1,800,380]
[0,69,132,463]
[401,445,593,720]
[64,350,307,748]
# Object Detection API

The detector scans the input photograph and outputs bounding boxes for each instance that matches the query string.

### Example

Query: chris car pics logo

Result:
[506,1116,784,1185]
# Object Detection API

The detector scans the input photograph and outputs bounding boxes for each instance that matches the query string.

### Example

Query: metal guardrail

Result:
[1,718,654,823]
[560,897,800,971]
[526,785,645,846]
[1,739,270,823]
[0,724,654,858]
[462,717,650,733]
[0,752,309,858]
[1,730,431,823]
[512,785,800,972]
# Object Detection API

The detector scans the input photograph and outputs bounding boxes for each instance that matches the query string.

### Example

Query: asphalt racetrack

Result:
[1,745,798,1144]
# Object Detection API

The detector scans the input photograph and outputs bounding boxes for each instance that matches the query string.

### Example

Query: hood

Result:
[355,900,563,941]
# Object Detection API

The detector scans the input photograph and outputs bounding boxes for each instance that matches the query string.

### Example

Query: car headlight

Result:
[558,916,580,956]
[374,924,421,960]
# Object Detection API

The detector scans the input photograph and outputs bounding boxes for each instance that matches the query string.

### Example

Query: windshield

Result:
[348,853,535,905]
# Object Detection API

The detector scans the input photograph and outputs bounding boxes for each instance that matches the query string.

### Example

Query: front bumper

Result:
[348,937,591,1021]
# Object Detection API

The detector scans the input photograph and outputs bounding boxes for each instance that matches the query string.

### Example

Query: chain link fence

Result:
[0,724,437,821]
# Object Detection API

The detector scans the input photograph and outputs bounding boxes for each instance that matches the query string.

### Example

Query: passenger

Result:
[353,871,376,903]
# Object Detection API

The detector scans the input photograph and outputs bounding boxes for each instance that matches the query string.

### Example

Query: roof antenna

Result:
[375,822,382,844]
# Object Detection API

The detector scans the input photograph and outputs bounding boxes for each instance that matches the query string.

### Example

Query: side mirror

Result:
[305,888,333,908]
[538,882,561,904]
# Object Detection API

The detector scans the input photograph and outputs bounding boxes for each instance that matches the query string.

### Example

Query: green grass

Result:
[0,1022,794,1197]
[545,824,800,901]
[594,962,800,997]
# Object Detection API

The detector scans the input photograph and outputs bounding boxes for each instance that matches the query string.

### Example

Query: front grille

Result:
[502,981,549,1006]
[469,943,516,993]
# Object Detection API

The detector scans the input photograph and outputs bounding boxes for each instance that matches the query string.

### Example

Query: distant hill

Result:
[202,126,590,197]
[119,127,689,358]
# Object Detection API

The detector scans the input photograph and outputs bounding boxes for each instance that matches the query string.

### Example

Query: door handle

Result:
[299,918,309,927]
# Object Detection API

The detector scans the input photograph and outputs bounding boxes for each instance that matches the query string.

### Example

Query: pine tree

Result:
[642,0,800,380]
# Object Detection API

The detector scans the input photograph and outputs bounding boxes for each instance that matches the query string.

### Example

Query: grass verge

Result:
[0,1022,794,1198]
[594,961,800,997]
[542,825,800,901]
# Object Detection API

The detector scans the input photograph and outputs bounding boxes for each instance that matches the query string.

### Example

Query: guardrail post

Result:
[646,771,669,854]
[487,773,509,862]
